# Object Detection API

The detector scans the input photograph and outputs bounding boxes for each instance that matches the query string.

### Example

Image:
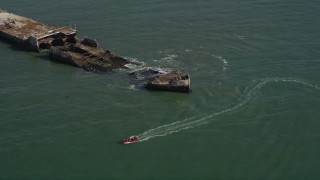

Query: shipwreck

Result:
[0,9,191,93]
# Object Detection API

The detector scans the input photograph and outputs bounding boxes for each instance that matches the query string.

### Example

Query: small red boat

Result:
[122,136,139,145]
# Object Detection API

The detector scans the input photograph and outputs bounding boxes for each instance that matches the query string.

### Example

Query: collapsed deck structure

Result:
[0,9,191,93]
[49,38,138,71]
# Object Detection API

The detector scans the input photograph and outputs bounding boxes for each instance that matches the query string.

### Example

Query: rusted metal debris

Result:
[0,9,191,93]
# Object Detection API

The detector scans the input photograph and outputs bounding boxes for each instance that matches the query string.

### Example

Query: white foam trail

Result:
[128,84,136,90]
[212,54,228,71]
[135,78,320,142]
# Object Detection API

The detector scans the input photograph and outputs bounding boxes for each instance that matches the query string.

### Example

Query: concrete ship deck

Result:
[0,9,77,51]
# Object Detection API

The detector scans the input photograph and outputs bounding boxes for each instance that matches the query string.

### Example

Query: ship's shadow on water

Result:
[133,78,320,143]
[0,38,29,52]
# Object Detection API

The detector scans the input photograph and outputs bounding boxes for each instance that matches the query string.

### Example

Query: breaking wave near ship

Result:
[136,78,320,142]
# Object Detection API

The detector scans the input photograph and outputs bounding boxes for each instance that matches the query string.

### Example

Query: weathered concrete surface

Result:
[0,9,77,51]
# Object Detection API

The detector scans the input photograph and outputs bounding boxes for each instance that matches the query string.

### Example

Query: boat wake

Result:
[136,78,320,142]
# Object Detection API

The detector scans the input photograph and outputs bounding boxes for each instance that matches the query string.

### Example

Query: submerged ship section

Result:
[49,38,138,72]
[130,68,191,93]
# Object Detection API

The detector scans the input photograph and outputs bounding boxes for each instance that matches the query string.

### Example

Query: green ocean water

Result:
[1,0,320,179]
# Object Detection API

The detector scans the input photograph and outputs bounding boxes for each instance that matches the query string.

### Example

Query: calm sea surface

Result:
[1,1,320,179]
